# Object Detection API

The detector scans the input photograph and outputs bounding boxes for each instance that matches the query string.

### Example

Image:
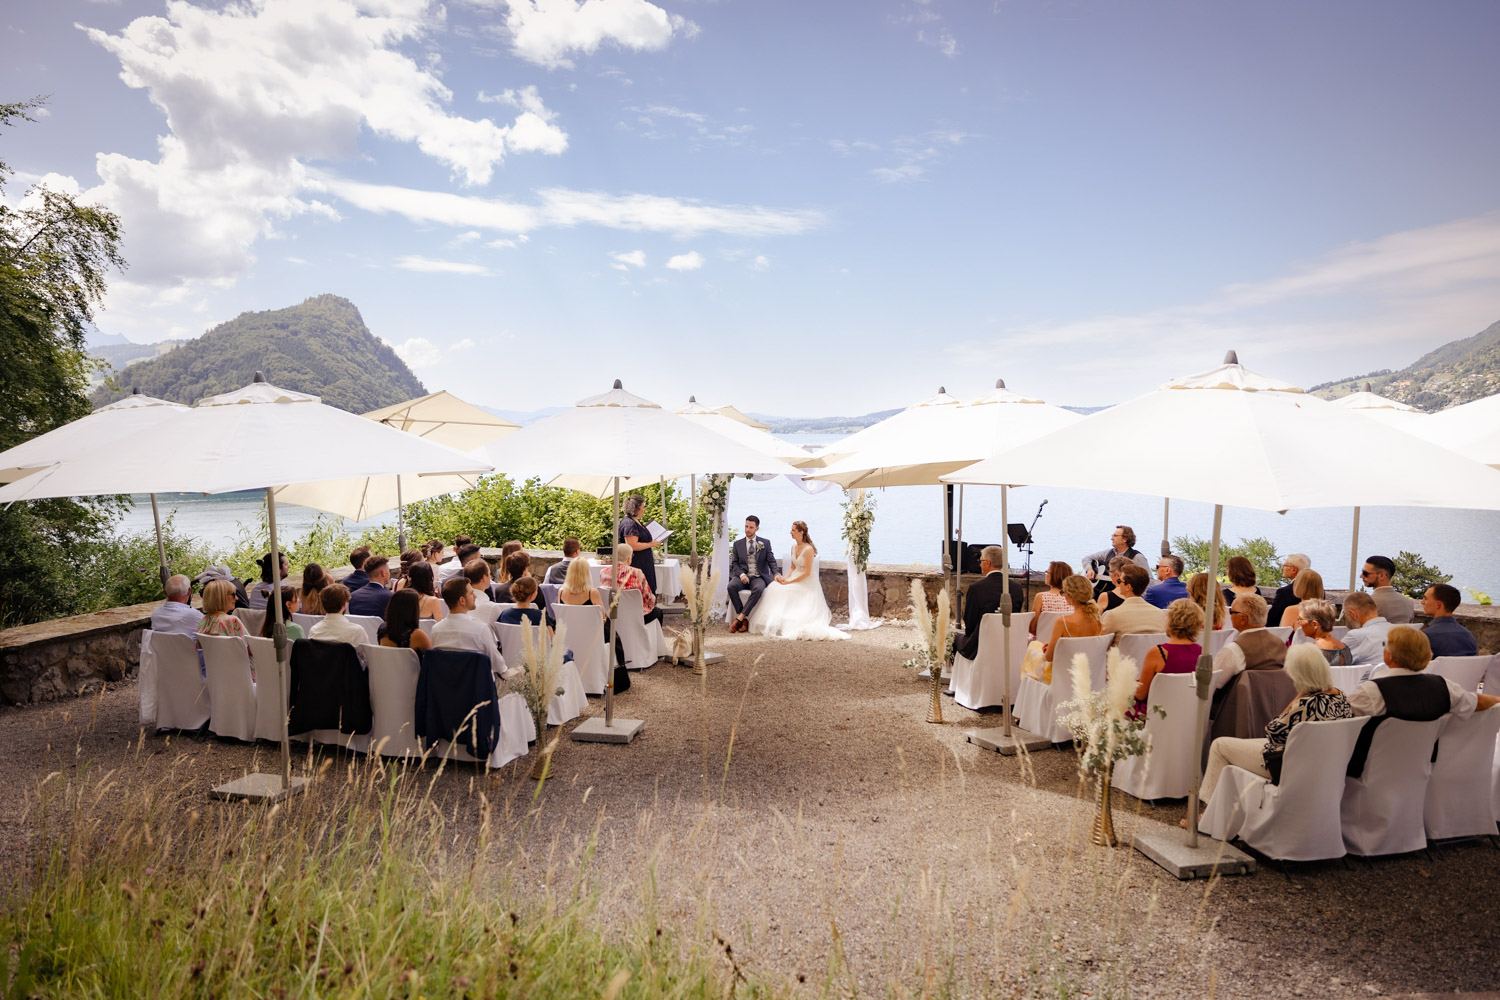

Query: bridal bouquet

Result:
[1058,649,1159,845]
[900,578,952,723]
[677,561,722,675]
[518,621,568,779]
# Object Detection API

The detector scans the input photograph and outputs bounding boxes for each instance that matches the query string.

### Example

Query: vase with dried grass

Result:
[517,621,568,780]
[900,578,951,724]
[677,560,722,676]
[1059,648,1159,847]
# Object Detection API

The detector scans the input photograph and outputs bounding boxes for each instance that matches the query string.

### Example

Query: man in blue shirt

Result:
[1144,554,1189,609]
[1421,583,1478,657]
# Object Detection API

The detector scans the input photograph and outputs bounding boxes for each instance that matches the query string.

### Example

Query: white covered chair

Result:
[246,636,287,742]
[198,634,257,742]
[1424,706,1500,841]
[1033,609,1065,642]
[950,612,1032,710]
[1328,664,1369,694]
[613,588,663,670]
[152,631,210,731]
[471,602,509,624]
[1427,655,1492,693]
[1115,672,1205,801]
[494,623,589,724]
[1115,633,1169,677]
[1198,717,1365,861]
[233,607,266,634]
[434,691,535,769]
[291,612,321,634]
[1207,628,1238,655]
[138,629,159,729]
[553,603,608,695]
[1264,626,1294,643]
[347,615,383,645]
[1013,634,1113,743]
[361,644,422,758]
[1341,717,1445,857]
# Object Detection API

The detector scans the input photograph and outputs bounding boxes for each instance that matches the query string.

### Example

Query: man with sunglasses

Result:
[1360,555,1413,624]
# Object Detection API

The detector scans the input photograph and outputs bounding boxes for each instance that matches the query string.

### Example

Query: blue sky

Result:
[5,0,1499,414]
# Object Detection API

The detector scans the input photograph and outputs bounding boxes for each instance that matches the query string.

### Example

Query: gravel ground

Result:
[1,621,1497,999]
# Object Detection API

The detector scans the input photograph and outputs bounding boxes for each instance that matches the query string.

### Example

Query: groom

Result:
[728,515,776,633]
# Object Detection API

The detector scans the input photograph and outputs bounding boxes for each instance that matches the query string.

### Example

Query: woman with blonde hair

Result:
[197,579,248,640]
[1023,574,1103,683]
[1129,598,1202,720]
[1187,572,1228,630]
[1278,569,1325,628]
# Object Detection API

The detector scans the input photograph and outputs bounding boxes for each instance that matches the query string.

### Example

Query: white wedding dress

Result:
[748,546,849,641]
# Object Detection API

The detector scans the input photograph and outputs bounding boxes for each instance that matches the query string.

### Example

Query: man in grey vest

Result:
[1211,593,1285,691]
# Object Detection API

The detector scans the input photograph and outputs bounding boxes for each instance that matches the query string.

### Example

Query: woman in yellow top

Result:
[1022,575,1102,683]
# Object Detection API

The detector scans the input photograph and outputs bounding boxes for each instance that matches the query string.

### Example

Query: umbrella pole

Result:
[396,476,406,552]
[1161,498,1172,558]
[1001,484,1012,739]
[267,487,292,790]
[942,484,954,626]
[1348,507,1361,593]
[690,474,699,574]
[1185,503,1224,848]
[659,476,668,556]
[606,477,620,727]
[149,493,170,594]
[956,484,965,621]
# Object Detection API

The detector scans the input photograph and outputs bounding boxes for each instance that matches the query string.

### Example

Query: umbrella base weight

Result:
[571,717,644,743]
[209,773,310,803]
[966,727,1052,755]
[1131,830,1255,880]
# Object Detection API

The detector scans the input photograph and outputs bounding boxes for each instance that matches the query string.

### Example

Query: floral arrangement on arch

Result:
[840,487,876,575]
[699,474,733,538]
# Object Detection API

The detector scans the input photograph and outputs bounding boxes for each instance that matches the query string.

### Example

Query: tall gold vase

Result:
[926,667,944,724]
[1091,760,1118,847]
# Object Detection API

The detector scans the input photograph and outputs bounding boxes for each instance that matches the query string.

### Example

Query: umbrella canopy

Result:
[471,381,805,498]
[1328,386,1430,433]
[674,396,821,468]
[940,361,1500,511]
[1417,391,1500,469]
[271,390,517,520]
[0,391,189,485]
[809,380,1083,488]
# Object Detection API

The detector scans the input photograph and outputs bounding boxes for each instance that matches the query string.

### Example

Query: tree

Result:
[0,97,128,627]
[1172,534,1283,586]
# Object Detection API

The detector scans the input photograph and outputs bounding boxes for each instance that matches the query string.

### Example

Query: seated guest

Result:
[197,579,248,643]
[437,535,473,584]
[394,549,423,591]
[378,589,432,650]
[300,563,330,615]
[1082,524,1152,585]
[404,562,446,621]
[1188,572,1228,630]
[195,565,249,611]
[1143,554,1188,609]
[1028,560,1074,619]
[151,573,203,637]
[1340,591,1393,665]
[342,545,373,594]
[956,546,1008,661]
[1023,574,1102,683]
[431,577,508,676]
[1196,644,1354,813]
[600,542,663,626]
[465,558,497,616]
[1129,599,1203,719]
[498,576,546,626]
[1347,626,1498,722]
[1295,598,1352,665]
[557,555,626,671]
[1099,563,1166,637]
[493,541,524,588]
[1361,554,1414,623]
[348,555,394,617]
[424,539,445,567]
[1277,569,1325,628]
[247,551,289,609]
[495,551,551,615]
[1212,593,1285,690]
[1265,553,1310,627]
[258,585,304,640]
[545,537,582,586]
[1221,556,1260,606]
[1421,583,1478,657]
[307,584,367,660]
[1094,556,1129,614]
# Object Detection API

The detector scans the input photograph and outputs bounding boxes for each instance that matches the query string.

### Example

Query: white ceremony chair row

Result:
[233,607,266,634]
[1013,633,1114,743]
[950,612,1032,711]
[1114,671,1223,802]
[1426,655,1493,693]
[493,623,588,724]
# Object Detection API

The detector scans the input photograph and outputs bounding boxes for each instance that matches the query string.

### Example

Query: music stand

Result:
[1006,523,1031,546]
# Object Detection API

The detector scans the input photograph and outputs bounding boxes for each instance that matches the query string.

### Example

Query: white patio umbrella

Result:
[0,390,190,591]
[272,390,518,546]
[942,351,1500,854]
[0,375,494,797]
[1416,390,1500,469]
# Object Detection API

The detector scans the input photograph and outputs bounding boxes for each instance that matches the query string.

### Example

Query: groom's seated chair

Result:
[736,558,787,614]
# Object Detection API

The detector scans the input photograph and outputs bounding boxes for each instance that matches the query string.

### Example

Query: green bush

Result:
[1172,534,1283,585]
[81,515,221,610]
[1391,550,1452,599]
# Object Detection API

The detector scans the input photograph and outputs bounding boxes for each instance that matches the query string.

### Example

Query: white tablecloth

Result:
[589,558,681,603]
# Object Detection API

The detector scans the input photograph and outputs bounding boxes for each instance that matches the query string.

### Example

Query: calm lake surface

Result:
[120,432,1500,596]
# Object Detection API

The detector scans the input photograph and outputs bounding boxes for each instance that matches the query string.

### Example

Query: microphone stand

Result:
[1020,501,1045,611]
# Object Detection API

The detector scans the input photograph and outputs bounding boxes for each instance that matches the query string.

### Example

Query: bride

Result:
[748,521,849,641]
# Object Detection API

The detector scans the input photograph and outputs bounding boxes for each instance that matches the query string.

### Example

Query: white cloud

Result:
[391,336,443,368]
[751,254,770,270]
[486,0,699,70]
[611,249,646,270]
[395,255,492,275]
[666,250,702,271]
[451,230,484,244]
[486,234,530,248]
[450,338,476,350]
[286,256,307,264]
[869,129,973,183]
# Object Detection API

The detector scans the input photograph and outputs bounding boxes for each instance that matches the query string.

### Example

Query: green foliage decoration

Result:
[1173,534,1283,586]
[840,487,876,574]
[1391,550,1453,599]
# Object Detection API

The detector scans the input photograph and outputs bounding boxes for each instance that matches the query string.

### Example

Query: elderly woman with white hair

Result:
[599,541,664,626]
[1189,644,1354,825]
[1295,598,1353,666]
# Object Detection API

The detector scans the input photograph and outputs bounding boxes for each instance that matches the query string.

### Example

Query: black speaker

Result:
[945,541,993,574]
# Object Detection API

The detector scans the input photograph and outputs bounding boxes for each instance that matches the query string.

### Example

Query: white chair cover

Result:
[435,692,534,769]
[539,583,561,607]
[1013,634,1113,742]
[1033,610,1065,641]
[1264,626,1294,643]
[152,632,210,731]
[1207,628,1238,655]
[361,644,422,758]
[1114,672,1203,801]
[198,634,257,742]
[138,629,158,729]
[950,612,1032,710]
[346,615,383,645]
[1198,717,1366,861]
[613,588,662,670]
[493,622,590,725]
[1341,717,1445,857]
[418,618,436,634]
[1483,656,1500,695]
[470,602,506,624]
[1424,706,1500,840]
[553,604,608,695]
[1115,633,1170,678]
[233,607,267,634]
[1427,656,1491,692]
[291,612,321,633]
[1328,664,1369,693]
[246,636,287,742]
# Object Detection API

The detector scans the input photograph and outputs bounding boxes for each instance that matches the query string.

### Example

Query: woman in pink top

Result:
[1129,599,1203,720]
[1028,560,1075,621]
[600,542,662,624]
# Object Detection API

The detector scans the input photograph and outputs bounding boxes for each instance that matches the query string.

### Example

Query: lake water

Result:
[119,432,1500,596]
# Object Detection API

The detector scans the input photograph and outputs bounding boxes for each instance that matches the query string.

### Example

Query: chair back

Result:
[138,629,158,728]
[1332,625,1348,640]
[1115,633,1169,678]
[553,603,608,695]
[418,618,436,634]
[1114,672,1201,800]
[1051,634,1114,691]
[151,631,210,731]
[1264,626,1294,643]
[246,636,287,742]
[198,634,257,741]
[1207,628,1238,654]
[346,615,383,645]
[495,621,548,668]
[234,607,266,634]
[470,602,505,624]
[613,587,655,669]
[1034,610,1065,642]
[361,643,422,758]
[540,583,561,606]
[1425,705,1500,840]
[953,611,1032,711]
[1427,655,1490,692]
[1248,717,1366,861]
[1341,717,1444,857]
[292,612,321,633]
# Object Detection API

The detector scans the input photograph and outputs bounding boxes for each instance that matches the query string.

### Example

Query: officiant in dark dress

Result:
[618,494,661,594]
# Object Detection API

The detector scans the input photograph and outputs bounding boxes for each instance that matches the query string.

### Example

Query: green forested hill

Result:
[91,294,425,412]
[1310,318,1500,410]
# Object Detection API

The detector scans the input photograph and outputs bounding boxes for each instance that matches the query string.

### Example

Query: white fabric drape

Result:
[709,478,733,619]
[839,556,880,630]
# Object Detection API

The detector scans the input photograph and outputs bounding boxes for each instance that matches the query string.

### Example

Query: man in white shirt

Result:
[1340,591,1393,666]
[438,540,480,586]
[431,577,510,677]
[1211,593,1286,690]
[1347,626,1497,719]
[307,584,369,666]
[150,574,203,637]
[466,559,497,620]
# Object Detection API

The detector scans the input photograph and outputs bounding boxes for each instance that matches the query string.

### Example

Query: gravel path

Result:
[1,621,1495,998]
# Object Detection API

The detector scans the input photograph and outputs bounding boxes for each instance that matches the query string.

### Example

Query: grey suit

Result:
[728,534,776,618]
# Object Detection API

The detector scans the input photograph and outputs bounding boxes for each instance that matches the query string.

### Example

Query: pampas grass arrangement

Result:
[519,621,568,780]
[678,560,722,676]
[901,578,951,723]
[1059,648,1159,846]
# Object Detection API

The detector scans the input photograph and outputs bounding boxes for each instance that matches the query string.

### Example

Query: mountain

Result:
[747,409,901,434]
[480,405,568,425]
[87,340,182,388]
[1309,318,1500,410]
[91,294,426,412]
